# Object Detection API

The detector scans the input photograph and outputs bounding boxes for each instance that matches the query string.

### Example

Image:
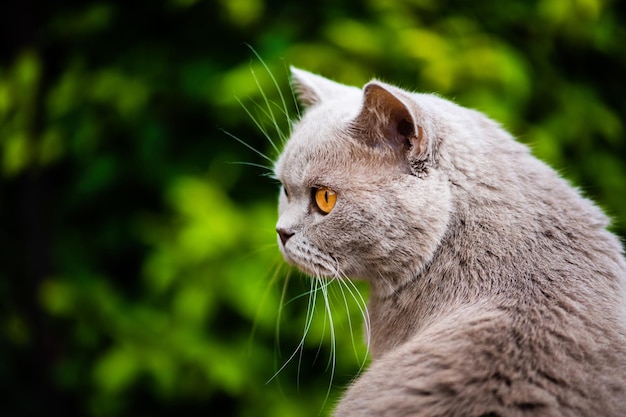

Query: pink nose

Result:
[276,228,294,245]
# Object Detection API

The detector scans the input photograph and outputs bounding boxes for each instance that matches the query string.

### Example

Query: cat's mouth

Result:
[280,241,340,278]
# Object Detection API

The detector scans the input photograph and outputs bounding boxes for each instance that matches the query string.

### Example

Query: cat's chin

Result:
[279,240,342,278]
[288,259,339,279]
[280,250,338,278]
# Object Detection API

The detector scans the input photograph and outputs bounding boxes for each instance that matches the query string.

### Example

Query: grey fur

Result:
[274,67,626,416]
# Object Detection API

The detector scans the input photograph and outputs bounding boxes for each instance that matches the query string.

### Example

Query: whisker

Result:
[235,96,281,156]
[274,266,292,358]
[319,276,337,412]
[282,279,324,307]
[248,259,288,353]
[283,60,302,121]
[220,128,274,163]
[228,160,274,173]
[268,274,318,385]
[335,277,360,361]
[249,67,287,152]
[340,273,371,372]
[312,280,328,367]
[247,97,292,144]
[299,278,320,391]
[247,45,291,135]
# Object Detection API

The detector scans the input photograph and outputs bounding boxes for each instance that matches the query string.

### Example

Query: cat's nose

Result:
[276,228,295,246]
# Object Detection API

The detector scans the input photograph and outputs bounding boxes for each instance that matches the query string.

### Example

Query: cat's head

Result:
[274,68,454,295]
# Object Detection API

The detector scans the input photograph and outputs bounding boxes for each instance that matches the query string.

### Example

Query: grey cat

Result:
[274,67,626,416]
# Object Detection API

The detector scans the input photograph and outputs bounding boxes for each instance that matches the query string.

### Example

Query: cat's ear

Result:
[353,82,431,175]
[290,67,358,108]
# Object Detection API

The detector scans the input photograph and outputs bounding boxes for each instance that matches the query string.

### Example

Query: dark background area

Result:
[1,0,626,416]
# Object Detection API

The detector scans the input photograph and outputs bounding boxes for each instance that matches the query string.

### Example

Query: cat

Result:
[273,67,626,416]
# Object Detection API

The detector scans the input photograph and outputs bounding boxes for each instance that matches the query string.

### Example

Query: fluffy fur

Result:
[274,67,626,416]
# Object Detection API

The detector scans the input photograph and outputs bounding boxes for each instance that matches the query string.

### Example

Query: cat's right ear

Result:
[352,82,434,176]
[290,67,358,108]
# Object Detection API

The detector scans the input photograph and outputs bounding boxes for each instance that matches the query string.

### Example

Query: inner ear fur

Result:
[352,82,429,172]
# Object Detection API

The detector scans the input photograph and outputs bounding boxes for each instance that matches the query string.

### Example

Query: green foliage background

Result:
[1,0,626,416]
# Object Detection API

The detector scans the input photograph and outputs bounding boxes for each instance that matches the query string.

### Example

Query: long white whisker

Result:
[299,278,321,391]
[274,266,293,358]
[250,67,287,150]
[248,97,292,141]
[220,128,274,163]
[321,278,337,373]
[268,275,318,384]
[235,96,281,156]
[247,45,291,131]
[280,59,302,123]
[243,99,291,154]
[311,278,335,373]
[341,276,371,336]
[249,259,287,354]
[248,95,291,121]
[340,273,371,372]
[319,276,337,411]
[313,282,327,366]
[335,276,360,360]
[282,280,323,307]
[228,160,274,173]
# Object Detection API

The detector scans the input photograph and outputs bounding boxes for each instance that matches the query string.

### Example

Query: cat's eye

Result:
[314,187,337,214]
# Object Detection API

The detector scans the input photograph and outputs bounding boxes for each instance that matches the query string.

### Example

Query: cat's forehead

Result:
[275,111,405,188]
[275,112,357,185]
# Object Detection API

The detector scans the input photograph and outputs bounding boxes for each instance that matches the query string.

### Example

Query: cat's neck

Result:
[366,215,482,357]
[365,174,626,358]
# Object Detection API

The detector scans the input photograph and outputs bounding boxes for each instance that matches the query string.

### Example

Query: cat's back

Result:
[335,300,626,417]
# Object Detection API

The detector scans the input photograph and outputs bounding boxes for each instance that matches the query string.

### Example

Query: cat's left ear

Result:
[353,82,432,176]
[290,67,359,108]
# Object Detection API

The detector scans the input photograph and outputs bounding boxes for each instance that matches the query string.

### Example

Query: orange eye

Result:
[314,187,337,214]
